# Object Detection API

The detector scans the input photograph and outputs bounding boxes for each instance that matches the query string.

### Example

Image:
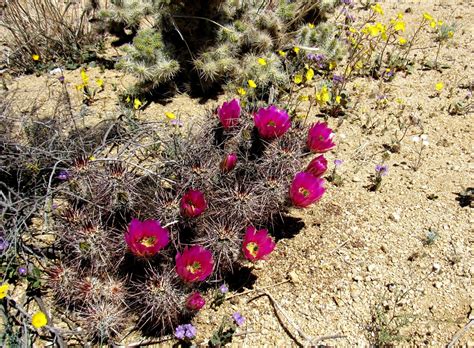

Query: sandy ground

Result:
[2,0,473,346]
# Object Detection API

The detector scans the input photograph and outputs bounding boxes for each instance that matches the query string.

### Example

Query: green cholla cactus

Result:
[194,44,239,82]
[238,53,288,88]
[116,28,179,87]
[297,22,345,63]
[98,0,153,30]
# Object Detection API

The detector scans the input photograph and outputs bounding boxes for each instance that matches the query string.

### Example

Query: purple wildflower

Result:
[219,284,229,294]
[175,324,197,340]
[332,75,344,84]
[171,119,183,127]
[334,159,343,167]
[232,312,245,327]
[307,53,327,68]
[18,267,27,276]
[58,76,65,83]
[375,164,389,176]
[57,170,69,181]
[0,237,9,252]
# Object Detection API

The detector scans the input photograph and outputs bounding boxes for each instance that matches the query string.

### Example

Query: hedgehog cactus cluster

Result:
[50,99,336,341]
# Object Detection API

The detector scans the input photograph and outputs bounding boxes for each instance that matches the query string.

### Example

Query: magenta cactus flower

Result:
[218,98,241,129]
[289,172,325,208]
[175,246,214,282]
[220,153,237,172]
[124,219,170,257]
[254,105,291,139]
[307,122,336,153]
[242,226,276,262]
[305,155,328,177]
[180,190,207,218]
[186,292,206,311]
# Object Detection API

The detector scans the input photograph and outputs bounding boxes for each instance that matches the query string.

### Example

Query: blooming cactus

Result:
[124,219,170,257]
[242,226,276,262]
[175,246,214,282]
[218,98,241,129]
[186,292,206,311]
[220,153,237,173]
[254,105,291,139]
[289,172,325,208]
[180,190,207,218]
[305,155,328,177]
[307,122,336,153]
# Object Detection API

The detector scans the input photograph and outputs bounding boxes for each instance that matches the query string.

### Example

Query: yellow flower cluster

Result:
[362,22,387,40]
[315,86,330,106]
[371,3,384,15]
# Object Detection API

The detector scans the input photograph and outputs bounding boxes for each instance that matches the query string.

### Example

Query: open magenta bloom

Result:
[242,226,276,262]
[180,190,207,218]
[307,122,336,153]
[306,155,328,177]
[124,219,170,257]
[289,172,325,208]
[218,98,241,129]
[220,153,237,172]
[186,292,206,311]
[175,246,214,282]
[254,105,291,139]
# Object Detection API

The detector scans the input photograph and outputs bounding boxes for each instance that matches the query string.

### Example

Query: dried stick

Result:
[447,319,474,348]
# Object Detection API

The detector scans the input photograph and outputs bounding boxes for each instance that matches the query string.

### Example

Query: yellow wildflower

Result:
[315,86,330,106]
[329,61,337,70]
[293,74,303,84]
[335,95,341,104]
[258,58,267,66]
[0,283,8,299]
[306,68,314,82]
[237,87,247,95]
[298,95,309,102]
[398,37,407,45]
[397,13,404,19]
[32,54,40,61]
[293,47,300,54]
[355,61,363,70]
[80,69,89,85]
[125,96,131,103]
[448,31,454,38]
[165,112,176,120]
[435,82,444,91]
[423,13,434,21]
[430,21,436,28]
[308,23,315,29]
[89,155,96,161]
[96,79,104,88]
[371,3,384,15]
[133,98,142,110]
[349,27,357,34]
[248,80,257,88]
[32,311,48,329]
[75,84,85,91]
[278,50,287,57]
[437,20,443,26]
[392,20,406,32]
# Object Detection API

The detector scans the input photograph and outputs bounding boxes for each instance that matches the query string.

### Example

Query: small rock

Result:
[352,176,361,182]
[434,281,442,289]
[288,271,300,283]
[367,264,376,272]
[432,263,441,272]
[353,275,363,282]
[390,211,401,222]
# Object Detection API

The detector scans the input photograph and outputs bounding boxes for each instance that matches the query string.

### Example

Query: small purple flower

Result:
[334,159,343,167]
[18,267,28,276]
[0,237,9,252]
[342,0,353,5]
[307,53,327,68]
[175,324,197,340]
[57,170,69,181]
[332,75,344,84]
[375,164,389,176]
[171,119,183,127]
[219,284,229,294]
[232,312,245,327]
[58,76,65,83]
